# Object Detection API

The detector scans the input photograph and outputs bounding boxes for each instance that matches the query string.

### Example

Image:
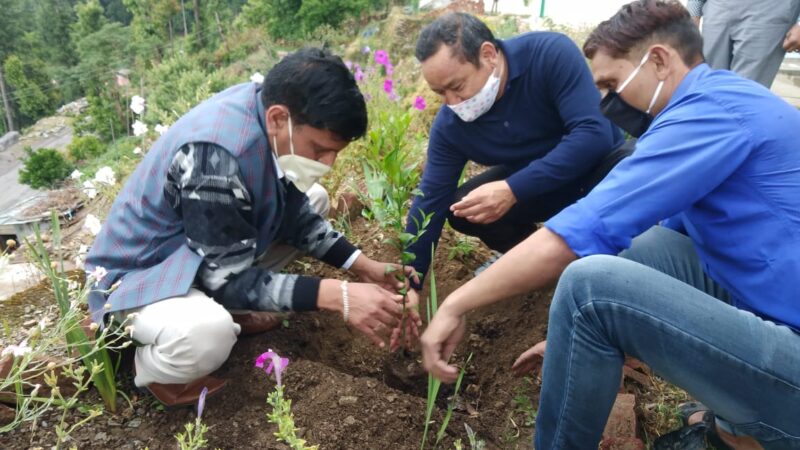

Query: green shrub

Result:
[240,0,386,40]
[67,135,106,161]
[19,147,73,189]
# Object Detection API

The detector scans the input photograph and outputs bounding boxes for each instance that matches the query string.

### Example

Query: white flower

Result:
[250,72,265,84]
[70,170,83,180]
[154,124,169,136]
[94,166,116,186]
[89,266,108,283]
[130,95,145,115]
[1,340,32,357]
[83,214,102,236]
[132,120,148,137]
[82,180,97,199]
[133,146,142,155]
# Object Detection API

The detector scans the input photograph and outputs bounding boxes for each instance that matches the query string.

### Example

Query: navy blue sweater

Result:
[405,32,623,280]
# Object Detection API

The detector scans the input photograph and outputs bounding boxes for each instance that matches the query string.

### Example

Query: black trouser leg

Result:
[447,140,635,253]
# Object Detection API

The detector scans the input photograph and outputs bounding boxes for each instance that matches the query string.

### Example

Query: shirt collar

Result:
[496,39,524,83]
[666,63,709,109]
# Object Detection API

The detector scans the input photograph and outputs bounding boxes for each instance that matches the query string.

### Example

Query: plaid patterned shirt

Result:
[164,142,357,312]
[85,82,356,322]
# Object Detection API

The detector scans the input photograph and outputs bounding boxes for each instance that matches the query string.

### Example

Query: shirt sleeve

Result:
[405,116,468,286]
[275,180,359,268]
[164,142,322,312]
[545,92,752,256]
[687,0,706,17]
[505,34,621,203]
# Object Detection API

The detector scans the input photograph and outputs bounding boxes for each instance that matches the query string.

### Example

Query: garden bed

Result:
[2,216,681,449]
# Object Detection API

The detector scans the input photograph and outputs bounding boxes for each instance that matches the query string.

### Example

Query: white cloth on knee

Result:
[126,289,240,387]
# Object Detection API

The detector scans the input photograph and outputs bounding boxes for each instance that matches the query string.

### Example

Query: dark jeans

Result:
[448,140,635,252]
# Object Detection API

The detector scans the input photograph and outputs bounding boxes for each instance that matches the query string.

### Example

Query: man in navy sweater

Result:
[405,13,630,280]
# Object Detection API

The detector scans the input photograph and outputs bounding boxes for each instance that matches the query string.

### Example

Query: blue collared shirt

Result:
[547,64,800,330]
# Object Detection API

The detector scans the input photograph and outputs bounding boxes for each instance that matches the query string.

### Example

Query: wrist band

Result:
[341,280,350,324]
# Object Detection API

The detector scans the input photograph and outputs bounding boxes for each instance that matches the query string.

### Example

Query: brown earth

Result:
[2,217,676,449]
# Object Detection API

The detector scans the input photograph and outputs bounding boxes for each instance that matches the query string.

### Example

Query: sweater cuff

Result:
[506,170,541,204]
[291,276,321,311]
[320,237,359,268]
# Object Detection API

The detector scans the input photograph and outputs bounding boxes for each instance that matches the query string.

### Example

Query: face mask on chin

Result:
[272,115,331,193]
[599,51,665,138]
[447,61,502,122]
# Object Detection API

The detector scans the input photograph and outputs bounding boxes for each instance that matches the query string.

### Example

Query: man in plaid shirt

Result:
[85,48,420,406]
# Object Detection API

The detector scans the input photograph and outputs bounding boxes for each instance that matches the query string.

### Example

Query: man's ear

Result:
[479,41,499,66]
[265,105,289,137]
[649,45,673,80]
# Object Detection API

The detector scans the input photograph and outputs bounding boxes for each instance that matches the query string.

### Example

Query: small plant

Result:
[67,135,106,162]
[24,212,121,412]
[513,378,538,427]
[19,147,73,189]
[421,253,472,450]
[175,387,212,450]
[258,349,318,450]
[463,423,486,450]
[448,236,478,262]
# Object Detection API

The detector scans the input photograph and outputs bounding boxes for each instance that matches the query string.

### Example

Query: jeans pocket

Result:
[733,421,800,445]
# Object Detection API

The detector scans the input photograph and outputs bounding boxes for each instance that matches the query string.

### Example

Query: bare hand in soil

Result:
[420,305,467,383]
[450,180,517,224]
[389,289,422,352]
[347,282,405,348]
[511,340,546,377]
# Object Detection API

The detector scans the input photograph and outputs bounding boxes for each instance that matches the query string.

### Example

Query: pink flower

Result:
[374,50,390,66]
[383,79,394,94]
[389,92,399,102]
[355,68,365,82]
[385,63,394,76]
[414,96,427,110]
[255,349,289,387]
[362,46,371,54]
[345,60,353,70]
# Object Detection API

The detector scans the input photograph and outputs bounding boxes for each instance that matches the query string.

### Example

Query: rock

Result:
[385,393,397,403]
[0,131,19,152]
[338,395,358,406]
[93,432,108,442]
[343,415,357,426]
[385,409,394,415]
[366,380,377,389]
[603,393,637,439]
[127,418,142,428]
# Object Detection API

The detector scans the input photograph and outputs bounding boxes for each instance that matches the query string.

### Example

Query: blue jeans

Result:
[534,226,800,449]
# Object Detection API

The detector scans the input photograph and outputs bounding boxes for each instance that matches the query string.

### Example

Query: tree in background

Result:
[3,55,60,125]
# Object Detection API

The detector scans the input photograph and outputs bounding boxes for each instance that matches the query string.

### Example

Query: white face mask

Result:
[447,64,501,122]
[272,115,331,193]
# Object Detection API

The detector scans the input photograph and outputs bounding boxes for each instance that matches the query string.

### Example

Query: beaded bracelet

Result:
[341,280,350,323]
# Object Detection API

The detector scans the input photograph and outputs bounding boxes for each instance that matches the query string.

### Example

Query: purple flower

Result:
[355,68,365,82]
[383,79,394,94]
[362,45,371,54]
[197,386,208,419]
[385,63,394,76]
[345,60,353,70]
[389,92,399,102]
[374,49,390,66]
[255,349,290,387]
[414,96,427,110]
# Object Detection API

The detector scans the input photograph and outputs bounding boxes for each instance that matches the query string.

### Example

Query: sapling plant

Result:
[257,349,318,450]
[174,387,212,450]
[421,250,472,450]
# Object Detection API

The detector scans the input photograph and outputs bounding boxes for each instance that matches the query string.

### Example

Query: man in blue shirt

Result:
[419,1,800,449]
[405,13,629,281]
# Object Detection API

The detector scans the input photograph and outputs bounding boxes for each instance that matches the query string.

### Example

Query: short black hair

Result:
[261,47,367,142]
[584,0,703,67]
[415,12,498,67]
